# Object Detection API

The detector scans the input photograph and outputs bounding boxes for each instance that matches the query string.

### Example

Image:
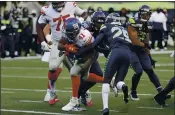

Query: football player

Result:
[127,5,170,101]
[36,1,87,105]
[59,18,105,111]
[75,13,136,115]
[78,11,106,106]
[154,52,175,107]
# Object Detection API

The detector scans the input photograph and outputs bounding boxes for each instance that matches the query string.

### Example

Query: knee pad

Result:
[116,81,125,90]
[49,63,57,71]
[70,66,82,76]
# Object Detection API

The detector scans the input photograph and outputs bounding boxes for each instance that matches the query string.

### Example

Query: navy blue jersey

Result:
[100,23,131,50]
[127,18,152,42]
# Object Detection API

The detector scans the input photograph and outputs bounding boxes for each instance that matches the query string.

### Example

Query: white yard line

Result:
[137,107,163,110]
[1,88,174,97]
[1,109,82,115]
[1,91,15,94]
[18,100,44,103]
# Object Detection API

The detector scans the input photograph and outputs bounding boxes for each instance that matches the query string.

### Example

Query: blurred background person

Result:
[108,7,115,14]
[149,8,167,51]
[0,10,15,58]
[86,6,95,21]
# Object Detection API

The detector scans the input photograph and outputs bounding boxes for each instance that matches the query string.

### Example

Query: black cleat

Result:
[122,85,129,104]
[154,93,166,107]
[101,108,109,115]
[130,90,140,101]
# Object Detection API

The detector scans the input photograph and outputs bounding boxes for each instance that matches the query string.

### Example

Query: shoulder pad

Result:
[129,18,135,24]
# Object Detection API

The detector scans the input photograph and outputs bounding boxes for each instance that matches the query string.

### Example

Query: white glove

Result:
[78,17,84,23]
[41,41,51,51]
[170,51,174,58]
[45,34,52,43]
[1,25,6,30]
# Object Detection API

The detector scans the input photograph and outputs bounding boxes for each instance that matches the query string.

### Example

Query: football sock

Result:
[131,73,142,91]
[72,75,80,97]
[87,73,104,83]
[102,83,110,110]
[48,68,62,93]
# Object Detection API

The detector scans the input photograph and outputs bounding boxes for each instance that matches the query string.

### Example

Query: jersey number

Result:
[53,14,70,31]
[111,26,131,43]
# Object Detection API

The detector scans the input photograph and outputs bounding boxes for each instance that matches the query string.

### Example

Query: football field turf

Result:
[1,54,174,115]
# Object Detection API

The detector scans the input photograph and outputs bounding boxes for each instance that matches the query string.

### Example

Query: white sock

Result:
[102,83,110,110]
[116,81,125,90]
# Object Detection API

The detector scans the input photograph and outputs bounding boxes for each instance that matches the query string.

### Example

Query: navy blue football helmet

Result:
[105,13,122,25]
[64,18,81,42]
[91,11,106,31]
[138,5,151,22]
[52,2,66,12]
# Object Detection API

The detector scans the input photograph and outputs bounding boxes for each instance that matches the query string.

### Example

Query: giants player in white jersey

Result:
[59,18,104,111]
[36,2,87,105]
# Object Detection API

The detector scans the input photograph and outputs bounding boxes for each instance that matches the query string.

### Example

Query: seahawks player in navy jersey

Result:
[127,5,171,101]
[78,11,107,106]
[75,13,132,115]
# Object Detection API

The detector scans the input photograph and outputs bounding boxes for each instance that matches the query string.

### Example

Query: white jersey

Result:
[74,28,95,47]
[38,2,84,41]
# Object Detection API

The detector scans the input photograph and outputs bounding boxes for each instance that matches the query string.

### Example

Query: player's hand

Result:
[151,59,157,68]
[65,44,78,53]
[41,41,51,51]
[144,43,151,49]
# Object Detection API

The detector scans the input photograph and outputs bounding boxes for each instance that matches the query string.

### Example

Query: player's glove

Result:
[148,54,157,68]
[65,44,78,53]
[41,41,51,51]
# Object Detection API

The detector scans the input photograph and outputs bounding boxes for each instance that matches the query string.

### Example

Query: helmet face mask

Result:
[91,11,106,31]
[52,2,65,12]
[139,5,151,22]
[105,13,122,25]
[64,18,81,42]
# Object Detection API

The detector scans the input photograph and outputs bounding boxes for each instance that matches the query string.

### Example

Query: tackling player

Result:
[36,1,87,105]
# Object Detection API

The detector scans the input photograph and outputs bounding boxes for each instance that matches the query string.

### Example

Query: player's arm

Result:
[74,2,88,21]
[128,25,145,47]
[43,24,52,45]
[75,32,105,57]
[58,38,78,53]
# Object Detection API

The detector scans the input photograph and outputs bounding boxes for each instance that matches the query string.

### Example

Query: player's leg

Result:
[140,51,163,92]
[62,61,82,111]
[114,49,130,104]
[154,76,175,106]
[46,40,65,104]
[130,51,143,100]
[79,60,103,106]
[102,50,120,115]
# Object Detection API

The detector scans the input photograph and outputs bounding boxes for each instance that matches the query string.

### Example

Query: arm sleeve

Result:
[162,14,167,31]
[74,5,85,16]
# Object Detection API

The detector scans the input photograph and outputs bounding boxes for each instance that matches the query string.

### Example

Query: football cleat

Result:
[154,93,166,107]
[122,84,129,104]
[101,108,109,115]
[130,90,140,101]
[110,77,118,97]
[80,92,93,107]
[62,97,85,111]
[44,91,50,102]
[49,92,60,105]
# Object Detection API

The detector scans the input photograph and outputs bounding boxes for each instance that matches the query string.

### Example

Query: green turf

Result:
[1,54,174,115]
